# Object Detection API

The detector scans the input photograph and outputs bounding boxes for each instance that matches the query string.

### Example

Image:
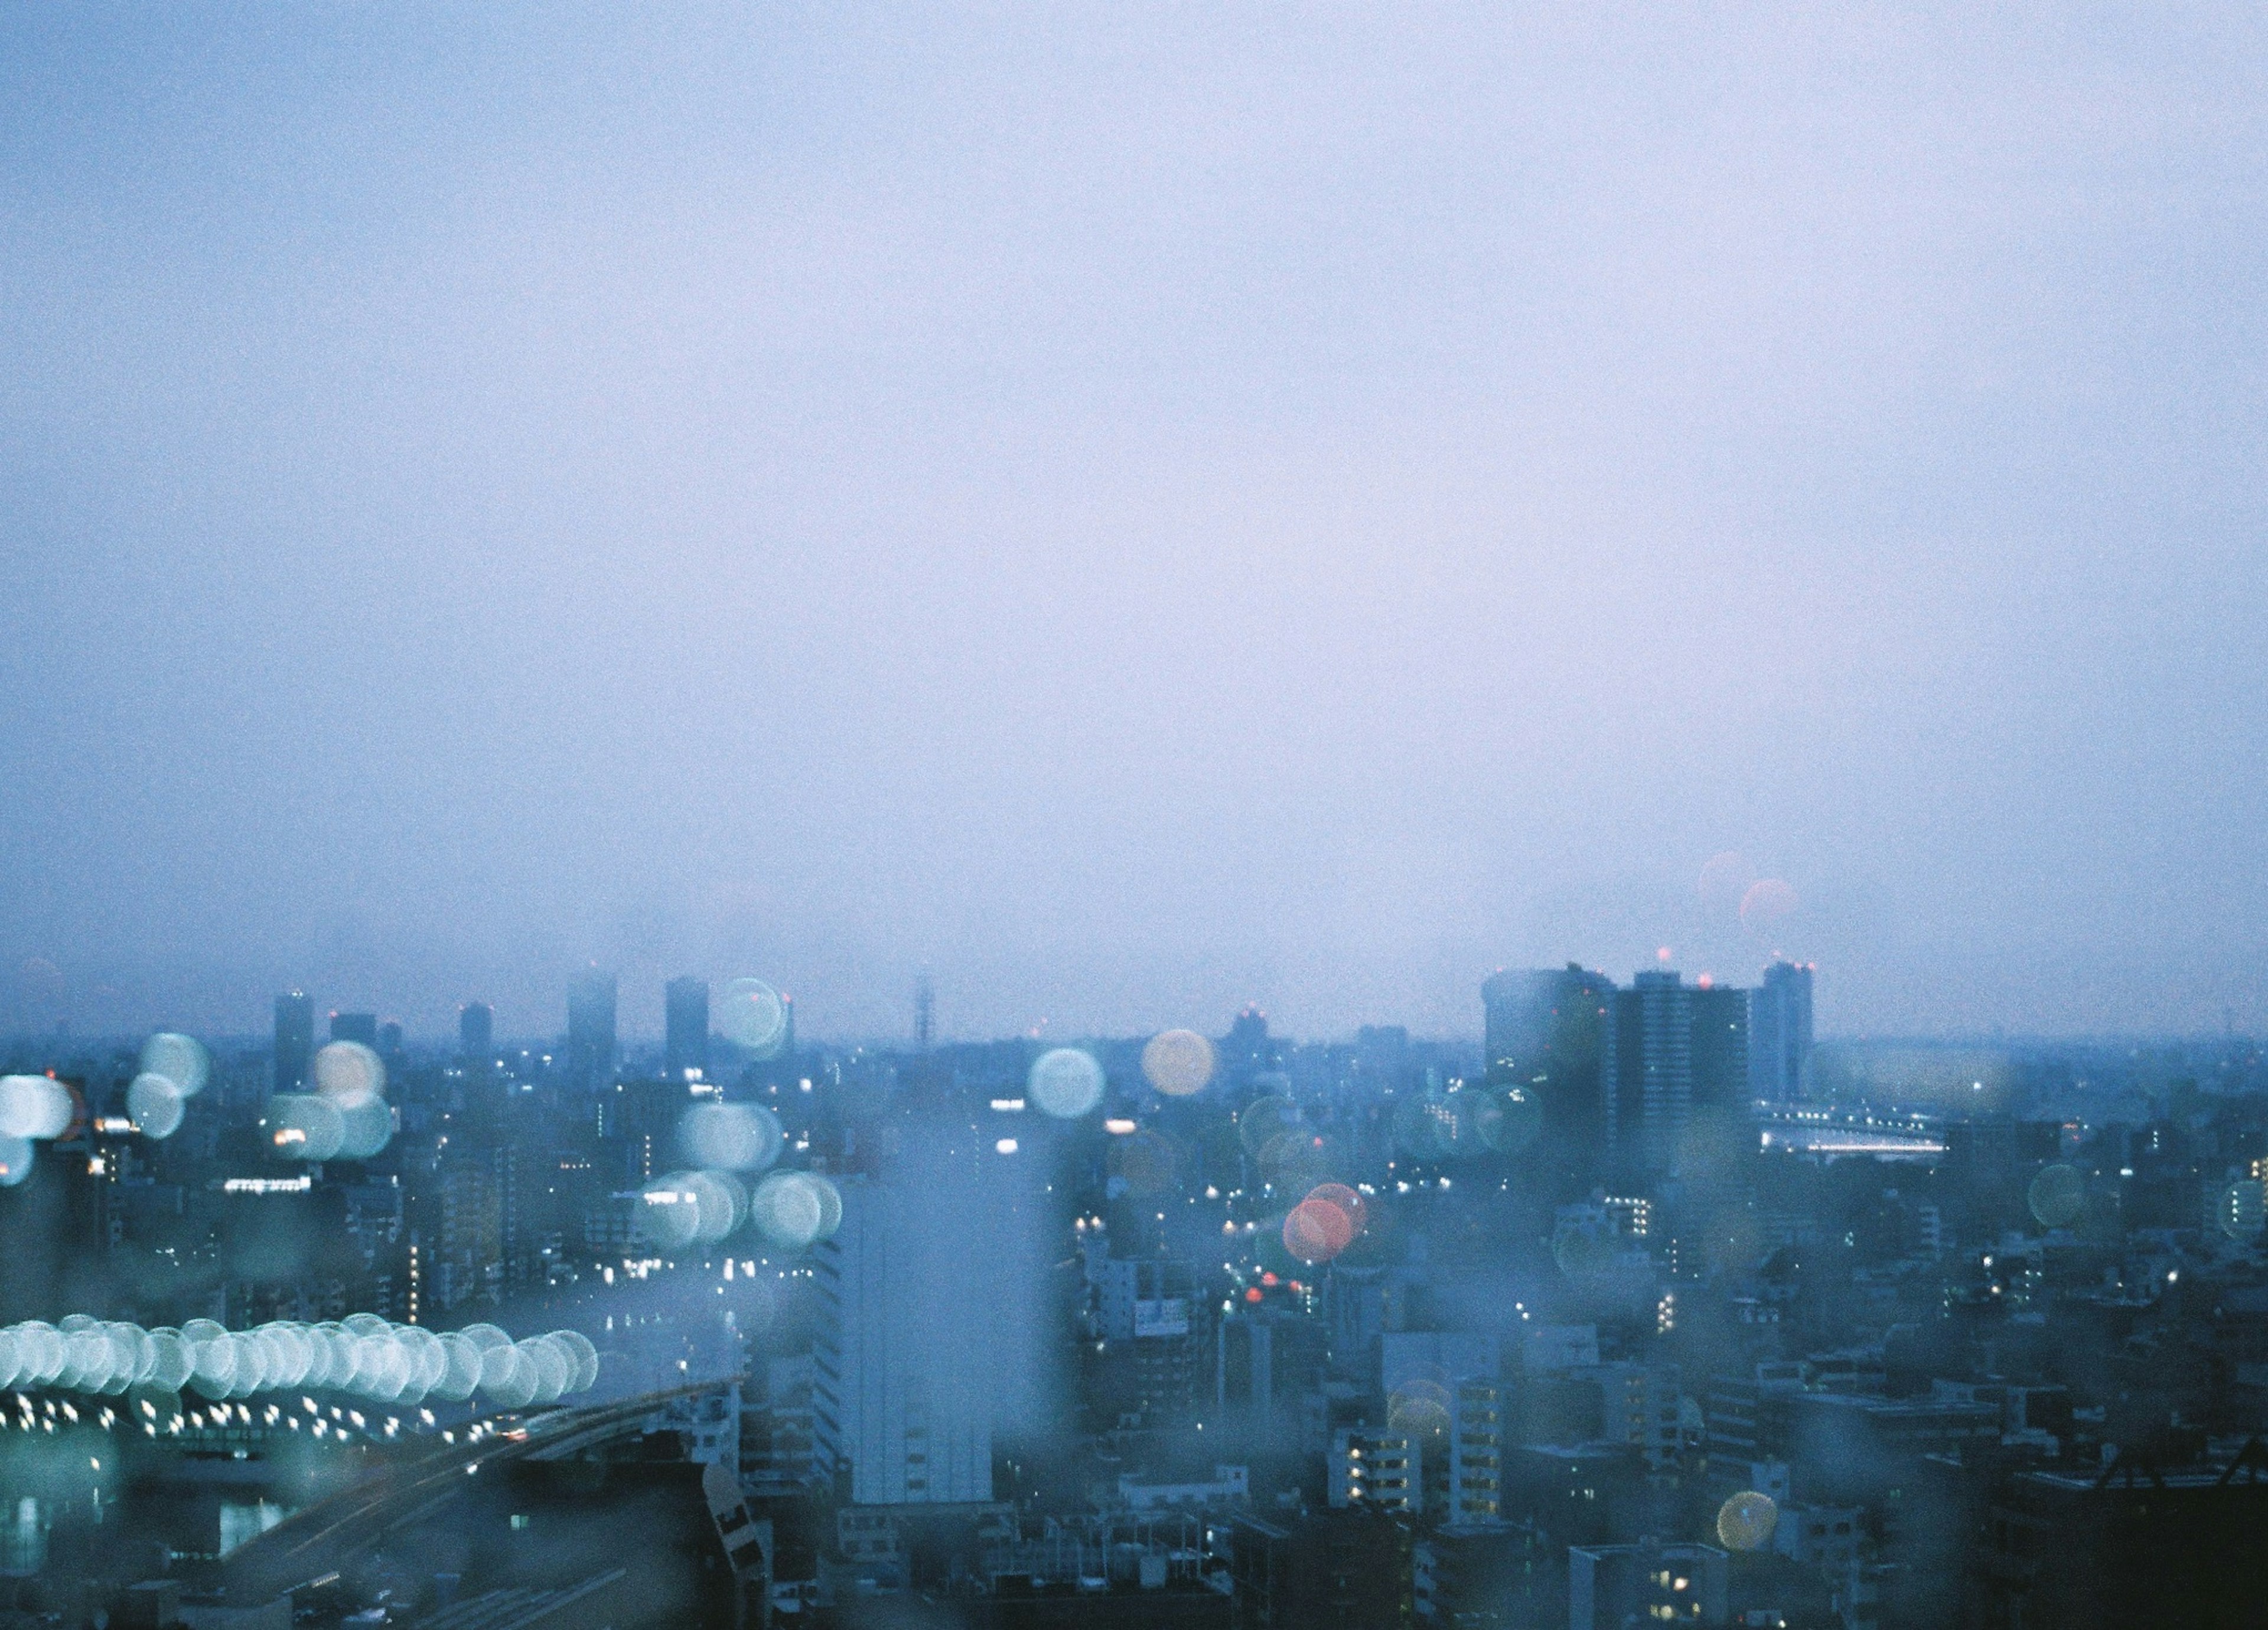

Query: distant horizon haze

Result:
[4,7,2263,1043]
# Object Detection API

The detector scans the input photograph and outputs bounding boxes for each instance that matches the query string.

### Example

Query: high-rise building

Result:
[665,977,711,1083]
[1480,965,1615,1191]
[1748,960,1814,1104]
[566,969,618,1090]
[814,1142,1042,1507]
[1603,970,1749,1184]
[273,990,314,1094]
[817,1178,996,1504]
[1442,1379,1504,1524]
[459,1001,494,1062]
[329,1010,379,1047]
[1332,1428,1420,1512]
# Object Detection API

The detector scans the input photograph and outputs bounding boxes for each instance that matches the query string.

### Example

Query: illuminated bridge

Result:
[1755,1104,1944,1160]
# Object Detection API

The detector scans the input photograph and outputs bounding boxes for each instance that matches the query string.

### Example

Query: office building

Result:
[814,1149,1042,1506]
[1480,965,1615,1191]
[1443,1380,1505,1524]
[665,976,710,1082]
[459,1000,494,1062]
[1603,970,1749,1184]
[567,969,618,1090]
[329,1010,379,1048]
[1748,960,1814,1103]
[273,990,314,1094]
[1231,1508,1411,1630]
[1569,1541,1727,1630]
[1332,1428,1420,1513]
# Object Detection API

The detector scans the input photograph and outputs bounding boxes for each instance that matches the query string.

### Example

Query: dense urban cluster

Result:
[1,965,2265,1629]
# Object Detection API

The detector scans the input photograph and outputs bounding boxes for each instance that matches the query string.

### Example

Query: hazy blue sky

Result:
[4,5,2264,1044]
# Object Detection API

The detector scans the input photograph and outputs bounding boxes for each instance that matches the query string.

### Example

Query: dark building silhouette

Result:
[328,1010,379,1048]
[458,999,494,1061]
[664,976,710,1082]
[1481,964,1615,1193]
[567,969,618,1090]
[272,990,314,1093]
[1604,969,1749,1184]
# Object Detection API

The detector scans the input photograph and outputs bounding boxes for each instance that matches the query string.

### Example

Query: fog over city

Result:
[6,5,2266,1041]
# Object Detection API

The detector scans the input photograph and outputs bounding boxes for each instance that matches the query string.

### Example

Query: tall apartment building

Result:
[814,1144,1041,1506]
[273,991,314,1094]
[1604,970,1749,1184]
[664,976,710,1083]
[1748,960,1815,1104]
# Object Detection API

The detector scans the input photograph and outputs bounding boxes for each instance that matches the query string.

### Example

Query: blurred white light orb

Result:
[268,1094,346,1161]
[519,1337,571,1403]
[0,1075,73,1140]
[552,1329,601,1393]
[679,1102,784,1172]
[1717,1491,1780,1551]
[139,1033,211,1098]
[1239,1095,1301,1157]
[2027,1163,2085,1230]
[751,1171,840,1249]
[638,1175,706,1249]
[333,1091,394,1160]
[716,978,788,1058]
[1142,1031,1215,1097]
[1029,1048,1105,1119]
[0,1135,31,1186]
[478,1344,536,1408]
[128,1074,186,1139]
[434,1333,483,1402]
[313,1041,386,1101]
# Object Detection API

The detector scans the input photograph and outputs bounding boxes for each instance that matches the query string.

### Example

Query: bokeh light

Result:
[1142,1031,1216,1097]
[639,1174,707,1249]
[0,1314,601,1406]
[333,1091,394,1160]
[312,1041,385,1101]
[0,1075,73,1140]
[1305,1182,1368,1235]
[751,1170,842,1249]
[2027,1163,2084,1230]
[1283,1197,1355,1263]
[1109,1129,1178,1195]
[126,1073,186,1139]
[1739,878,1799,927]
[1387,1380,1451,1440]
[1028,1048,1106,1119]
[717,978,788,1058]
[1716,1490,1779,1550]
[0,1135,31,1186]
[267,1094,346,1161]
[1699,850,1752,912]
[1392,1091,1469,1160]
[139,1032,211,1098]
[1257,1129,1334,1193]
[2216,1178,2266,1242]
[1237,1096,1300,1158]
[678,1102,785,1172]
[1471,1084,1542,1154]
